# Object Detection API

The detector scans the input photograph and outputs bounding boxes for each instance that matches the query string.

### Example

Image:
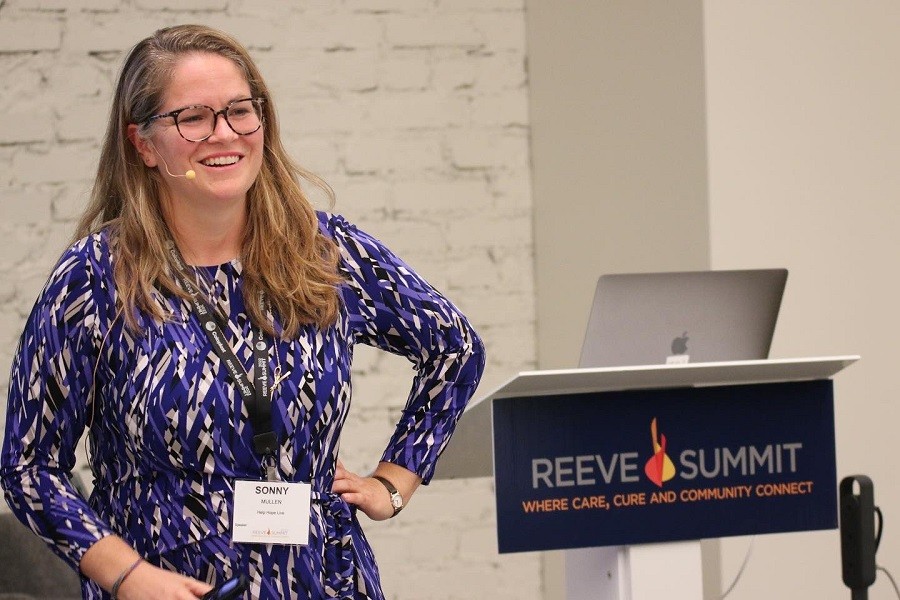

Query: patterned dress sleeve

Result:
[324,214,486,484]
[1,236,116,568]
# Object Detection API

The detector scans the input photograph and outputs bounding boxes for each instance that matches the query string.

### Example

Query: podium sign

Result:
[493,379,837,554]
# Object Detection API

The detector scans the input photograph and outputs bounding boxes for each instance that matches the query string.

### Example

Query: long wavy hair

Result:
[75,25,342,337]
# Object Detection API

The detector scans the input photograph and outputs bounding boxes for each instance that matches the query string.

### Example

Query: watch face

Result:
[391,494,403,509]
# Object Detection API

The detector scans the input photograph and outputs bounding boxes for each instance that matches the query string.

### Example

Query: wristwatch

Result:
[372,475,404,517]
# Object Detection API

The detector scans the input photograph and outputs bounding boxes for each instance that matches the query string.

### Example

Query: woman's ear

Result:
[127,123,157,168]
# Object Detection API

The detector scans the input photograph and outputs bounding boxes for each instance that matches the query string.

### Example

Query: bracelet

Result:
[111,557,143,599]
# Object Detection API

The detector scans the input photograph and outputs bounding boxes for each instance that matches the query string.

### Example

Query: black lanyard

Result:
[165,241,277,461]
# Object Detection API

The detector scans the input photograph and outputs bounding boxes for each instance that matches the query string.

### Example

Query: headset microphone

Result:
[148,142,196,180]
[159,157,196,180]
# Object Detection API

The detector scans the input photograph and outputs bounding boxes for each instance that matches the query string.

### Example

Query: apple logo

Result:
[671,332,689,355]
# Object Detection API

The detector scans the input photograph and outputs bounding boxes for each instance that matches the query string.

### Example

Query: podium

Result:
[434,356,859,600]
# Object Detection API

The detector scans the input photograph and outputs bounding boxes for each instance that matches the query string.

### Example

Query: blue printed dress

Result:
[1,213,485,599]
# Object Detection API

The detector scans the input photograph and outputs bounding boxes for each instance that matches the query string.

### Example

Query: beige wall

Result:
[528,1,710,372]
[705,2,900,598]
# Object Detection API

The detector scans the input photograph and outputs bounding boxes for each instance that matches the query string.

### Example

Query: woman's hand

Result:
[115,561,213,599]
[332,461,397,521]
[80,536,212,600]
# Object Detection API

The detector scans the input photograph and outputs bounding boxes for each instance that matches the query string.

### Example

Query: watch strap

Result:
[372,475,403,517]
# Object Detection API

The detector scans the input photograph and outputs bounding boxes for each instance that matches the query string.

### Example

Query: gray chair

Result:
[0,512,81,599]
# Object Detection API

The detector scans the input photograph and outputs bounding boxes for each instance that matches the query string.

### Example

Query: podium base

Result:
[565,541,703,600]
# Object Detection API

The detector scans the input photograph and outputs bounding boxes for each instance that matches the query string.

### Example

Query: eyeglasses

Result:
[144,97,265,142]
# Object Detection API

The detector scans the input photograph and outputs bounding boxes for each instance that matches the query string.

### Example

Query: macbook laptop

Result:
[578,269,788,368]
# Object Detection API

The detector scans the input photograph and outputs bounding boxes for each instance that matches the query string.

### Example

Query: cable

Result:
[719,537,754,599]
[877,566,900,600]
[866,501,900,599]
[875,506,884,552]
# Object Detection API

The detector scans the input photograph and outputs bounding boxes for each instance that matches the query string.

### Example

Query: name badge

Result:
[232,480,311,545]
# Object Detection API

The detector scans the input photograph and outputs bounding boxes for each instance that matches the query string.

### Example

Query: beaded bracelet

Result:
[111,557,143,599]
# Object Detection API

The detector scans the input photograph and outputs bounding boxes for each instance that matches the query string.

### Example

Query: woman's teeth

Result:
[201,156,240,167]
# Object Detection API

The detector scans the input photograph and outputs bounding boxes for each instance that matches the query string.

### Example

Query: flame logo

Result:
[644,418,676,487]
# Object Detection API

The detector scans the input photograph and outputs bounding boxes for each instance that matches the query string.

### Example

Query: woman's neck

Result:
[162,196,247,267]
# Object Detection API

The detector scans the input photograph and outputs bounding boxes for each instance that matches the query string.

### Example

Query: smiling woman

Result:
[128,52,266,264]
[0,24,485,600]
[82,25,342,338]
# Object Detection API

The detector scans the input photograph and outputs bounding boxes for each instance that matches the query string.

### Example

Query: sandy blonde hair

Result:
[75,24,341,337]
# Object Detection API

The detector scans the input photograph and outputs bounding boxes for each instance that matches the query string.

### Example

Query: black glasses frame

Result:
[144,97,266,142]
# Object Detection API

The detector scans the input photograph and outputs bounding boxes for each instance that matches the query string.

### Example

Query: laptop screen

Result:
[578,269,788,368]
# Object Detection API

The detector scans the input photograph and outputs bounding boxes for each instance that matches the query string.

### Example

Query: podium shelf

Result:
[433,356,858,481]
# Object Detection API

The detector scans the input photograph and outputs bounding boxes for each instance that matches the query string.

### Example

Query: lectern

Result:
[434,356,859,600]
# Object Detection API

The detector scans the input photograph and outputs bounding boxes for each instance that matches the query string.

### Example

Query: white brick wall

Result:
[0,2,539,599]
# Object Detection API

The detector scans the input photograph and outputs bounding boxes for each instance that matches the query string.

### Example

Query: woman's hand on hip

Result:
[331,460,396,521]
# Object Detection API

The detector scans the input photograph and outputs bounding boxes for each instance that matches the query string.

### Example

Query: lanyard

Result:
[165,241,278,465]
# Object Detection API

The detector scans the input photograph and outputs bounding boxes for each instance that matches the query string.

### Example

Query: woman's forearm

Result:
[79,535,143,593]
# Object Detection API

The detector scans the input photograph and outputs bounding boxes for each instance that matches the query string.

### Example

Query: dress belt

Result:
[311,490,357,598]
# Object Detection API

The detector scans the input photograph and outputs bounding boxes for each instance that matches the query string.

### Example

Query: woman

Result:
[1,25,484,599]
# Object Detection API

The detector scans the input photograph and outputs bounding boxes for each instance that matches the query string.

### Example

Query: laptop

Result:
[578,269,788,368]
